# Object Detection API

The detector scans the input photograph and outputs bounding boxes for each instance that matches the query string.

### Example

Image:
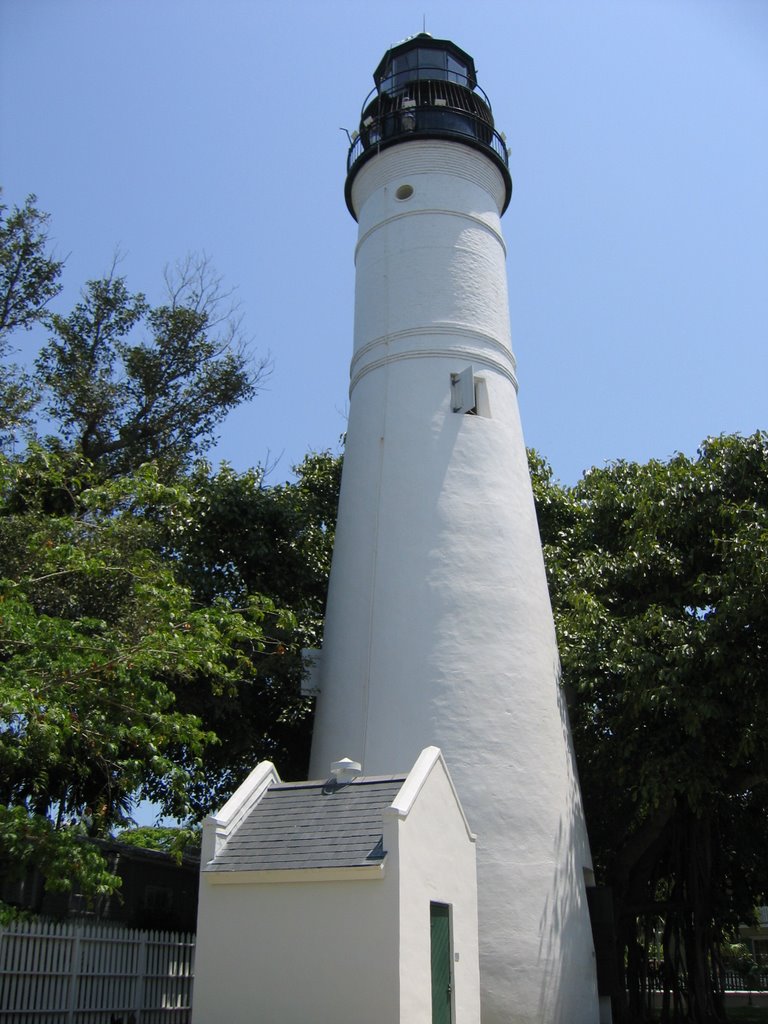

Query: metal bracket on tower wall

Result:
[451,366,476,413]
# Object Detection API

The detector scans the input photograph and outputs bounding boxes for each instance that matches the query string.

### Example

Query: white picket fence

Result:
[0,920,195,1023]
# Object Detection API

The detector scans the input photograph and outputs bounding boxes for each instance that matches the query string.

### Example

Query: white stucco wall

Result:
[389,748,481,1024]
[193,873,399,1024]
[309,140,599,1024]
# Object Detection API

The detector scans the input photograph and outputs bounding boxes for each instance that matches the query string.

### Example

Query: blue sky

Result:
[2,0,766,487]
[2,0,766,826]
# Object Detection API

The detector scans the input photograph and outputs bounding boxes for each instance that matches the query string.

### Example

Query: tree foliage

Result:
[36,256,268,478]
[0,192,63,340]
[0,192,63,445]
[169,451,341,811]
[0,189,332,908]
[0,190,267,475]
[116,825,201,861]
[0,188,337,909]
[0,805,120,909]
[531,434,768,1024]
[0,448,290,901]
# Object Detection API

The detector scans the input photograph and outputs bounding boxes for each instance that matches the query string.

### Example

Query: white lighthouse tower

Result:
[310,35,600,1024]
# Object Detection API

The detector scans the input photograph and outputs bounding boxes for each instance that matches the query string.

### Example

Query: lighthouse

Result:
[309,34,600,1024]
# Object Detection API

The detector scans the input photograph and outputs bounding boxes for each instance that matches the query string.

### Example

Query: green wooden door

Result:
[430,903,453,1024]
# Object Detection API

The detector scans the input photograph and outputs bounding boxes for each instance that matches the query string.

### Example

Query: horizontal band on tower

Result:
[349,346,519,395]
[354,207,506,264]
[351,324,516,375]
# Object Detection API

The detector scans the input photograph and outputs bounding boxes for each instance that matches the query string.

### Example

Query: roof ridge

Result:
[272,774,408,790]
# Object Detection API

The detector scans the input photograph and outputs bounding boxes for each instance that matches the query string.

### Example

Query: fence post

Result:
[133,930,148,1023]
[65,924,81,1024]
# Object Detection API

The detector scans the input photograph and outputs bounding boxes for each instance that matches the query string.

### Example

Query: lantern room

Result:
[345,33,512,217]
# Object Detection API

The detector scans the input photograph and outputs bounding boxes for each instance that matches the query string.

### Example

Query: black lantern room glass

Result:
[378,45,472,94]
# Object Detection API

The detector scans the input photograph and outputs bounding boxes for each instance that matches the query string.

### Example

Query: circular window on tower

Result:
[395,184,414,201]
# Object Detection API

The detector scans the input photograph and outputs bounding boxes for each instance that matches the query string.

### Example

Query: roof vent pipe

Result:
[331,757,362,783]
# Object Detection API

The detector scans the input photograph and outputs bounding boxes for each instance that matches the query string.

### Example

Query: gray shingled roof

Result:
[207,775,407,872]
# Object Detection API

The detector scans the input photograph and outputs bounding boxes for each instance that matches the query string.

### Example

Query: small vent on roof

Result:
[331,757,362,783]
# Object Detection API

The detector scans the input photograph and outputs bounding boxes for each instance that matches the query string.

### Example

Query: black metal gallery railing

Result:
[346,76,509,176]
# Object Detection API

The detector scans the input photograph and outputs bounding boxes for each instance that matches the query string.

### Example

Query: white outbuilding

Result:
[192,746,480,1024]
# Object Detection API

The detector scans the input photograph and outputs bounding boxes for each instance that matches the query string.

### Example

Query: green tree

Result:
[169,450,342,811]
[531,434,768,1024]
[0,188,322,906]
[0,190,267,476]
[116,825,201,860]
[0,448,289,904]
[0,192,63,446]
[36,256,268,478]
